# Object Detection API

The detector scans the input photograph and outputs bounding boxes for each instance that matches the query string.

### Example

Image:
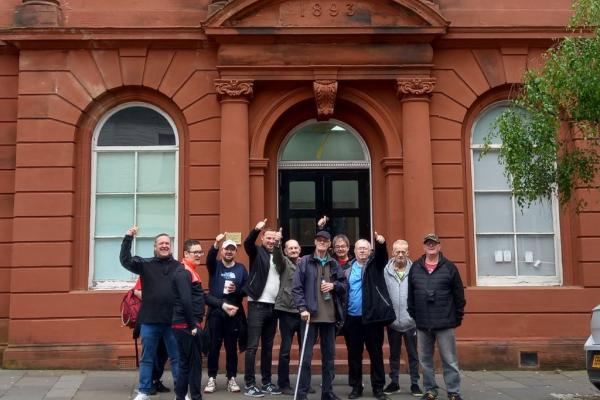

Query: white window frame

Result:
[471,101,562,286]
[89,102,179,290]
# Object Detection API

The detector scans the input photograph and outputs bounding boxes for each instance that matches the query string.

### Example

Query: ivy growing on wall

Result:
[486,0,600,210]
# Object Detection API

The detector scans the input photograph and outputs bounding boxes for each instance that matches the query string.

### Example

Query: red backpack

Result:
[120,288,141,329]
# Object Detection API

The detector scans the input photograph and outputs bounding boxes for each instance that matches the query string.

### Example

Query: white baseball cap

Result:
[222,239,238,249]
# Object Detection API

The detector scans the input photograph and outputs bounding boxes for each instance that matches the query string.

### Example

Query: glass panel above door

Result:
[280,121,366,161]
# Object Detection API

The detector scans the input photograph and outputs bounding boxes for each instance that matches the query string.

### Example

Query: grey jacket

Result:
[273,243,299,314]
[384,258,416,332]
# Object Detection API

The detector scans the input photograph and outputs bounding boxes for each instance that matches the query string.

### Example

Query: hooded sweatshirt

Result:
[383,258,416,332]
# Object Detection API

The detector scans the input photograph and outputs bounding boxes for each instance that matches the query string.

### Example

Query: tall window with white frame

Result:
[471,102,561,286]
[90,103,179,289]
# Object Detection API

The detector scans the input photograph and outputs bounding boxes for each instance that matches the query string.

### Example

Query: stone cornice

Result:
[380,157,403,175]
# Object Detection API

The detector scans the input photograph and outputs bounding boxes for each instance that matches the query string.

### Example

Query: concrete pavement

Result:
[0,369,598,400]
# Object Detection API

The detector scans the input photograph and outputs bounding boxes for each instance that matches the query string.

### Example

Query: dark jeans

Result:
[174,329,203,400]
[276,310,302,389]
[244,302,278,387]
[297,322,336,397]
[387,326,420,385]
[207,309,241,379]
[152,338,168,383]
[139,324,179,395]
[344,316,385,392]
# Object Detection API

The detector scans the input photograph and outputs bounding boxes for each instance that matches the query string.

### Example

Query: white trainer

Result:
[227,377,241,393]
[205,377,217,393]
[133,392,150,400]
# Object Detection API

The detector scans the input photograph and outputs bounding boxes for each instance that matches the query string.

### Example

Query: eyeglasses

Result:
[334,245,348,249]
[188,250,204,256]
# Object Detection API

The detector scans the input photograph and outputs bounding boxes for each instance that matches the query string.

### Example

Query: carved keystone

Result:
[314,80,338,121]
[14,0,62,27]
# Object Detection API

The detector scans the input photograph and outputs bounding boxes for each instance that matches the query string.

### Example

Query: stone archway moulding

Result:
[250,86,401,160]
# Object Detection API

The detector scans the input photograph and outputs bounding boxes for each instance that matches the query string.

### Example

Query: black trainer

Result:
[410,384,423,397]
[348,387,363,399]
[383,382,400,395]
[374,391,390,400]
[155,380,170,393]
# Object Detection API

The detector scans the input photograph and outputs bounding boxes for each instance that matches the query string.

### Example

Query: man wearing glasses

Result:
[343,233,395,400]
[407,234,466,400]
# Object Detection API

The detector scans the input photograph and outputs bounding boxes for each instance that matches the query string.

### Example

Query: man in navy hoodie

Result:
[120,226,182,400]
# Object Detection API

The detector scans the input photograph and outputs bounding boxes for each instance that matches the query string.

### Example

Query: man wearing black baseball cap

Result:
[292,229,346,400]
[407,234,466,400]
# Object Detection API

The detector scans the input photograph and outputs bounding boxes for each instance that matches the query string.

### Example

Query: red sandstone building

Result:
[0,0,594,370]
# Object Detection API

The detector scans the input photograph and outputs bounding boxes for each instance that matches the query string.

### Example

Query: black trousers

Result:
[387,326,420,385]
[276,310,302,388]
[173,329,203,400]
[344,315,386,393]
[244,302,278,387]
[297,322,336,397]
[207,309,241,379]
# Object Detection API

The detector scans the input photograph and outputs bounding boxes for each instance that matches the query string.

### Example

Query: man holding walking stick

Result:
[292,230,347,400]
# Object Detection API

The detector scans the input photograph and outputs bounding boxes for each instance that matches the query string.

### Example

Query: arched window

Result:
[471,102,561,286]
[90,103,179,289]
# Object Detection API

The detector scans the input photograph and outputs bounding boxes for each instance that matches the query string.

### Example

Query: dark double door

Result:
[279,169,370,256]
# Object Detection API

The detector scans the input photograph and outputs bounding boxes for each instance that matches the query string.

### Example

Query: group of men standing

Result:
[120,217,466,400]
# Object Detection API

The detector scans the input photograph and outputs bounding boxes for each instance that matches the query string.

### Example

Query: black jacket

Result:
[172,268,206,328]
[120,235,181,324]
[407,252,466,331]
[242,228,284,300]
[291,252,347,327]
[344,241,396,325]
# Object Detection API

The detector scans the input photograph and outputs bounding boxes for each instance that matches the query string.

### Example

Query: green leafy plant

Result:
[486,0,600,209]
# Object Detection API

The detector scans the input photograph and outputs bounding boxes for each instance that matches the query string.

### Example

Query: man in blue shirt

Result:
[343,233,395,400]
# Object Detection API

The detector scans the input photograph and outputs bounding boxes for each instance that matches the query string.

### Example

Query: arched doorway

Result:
[278,119,371,255]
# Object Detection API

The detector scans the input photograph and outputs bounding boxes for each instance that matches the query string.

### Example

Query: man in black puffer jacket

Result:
[407,234,466,400]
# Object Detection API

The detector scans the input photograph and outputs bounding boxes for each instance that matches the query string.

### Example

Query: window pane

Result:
[98,106,176,146]
[331,217,360,245]
[136,237,159,258]
[137,196,176,235]
[332,181,359,209]
[281,122,365,161]
[472,105,508,145]
[476,235,516,276]
[94,238,134,281]
[95,195,134,236]
[516,199,554,232]
[474,193,513,233]
[138,152,176,193]
[289,181,315,209]
[96,153,135,193]
[517,235,556,276]
[472,149,510,190]
[289,218,317,247]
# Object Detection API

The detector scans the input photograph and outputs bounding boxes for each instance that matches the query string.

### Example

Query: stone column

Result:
[214,79,253,237]
[381,157,404,245]
[396,77,436,249]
